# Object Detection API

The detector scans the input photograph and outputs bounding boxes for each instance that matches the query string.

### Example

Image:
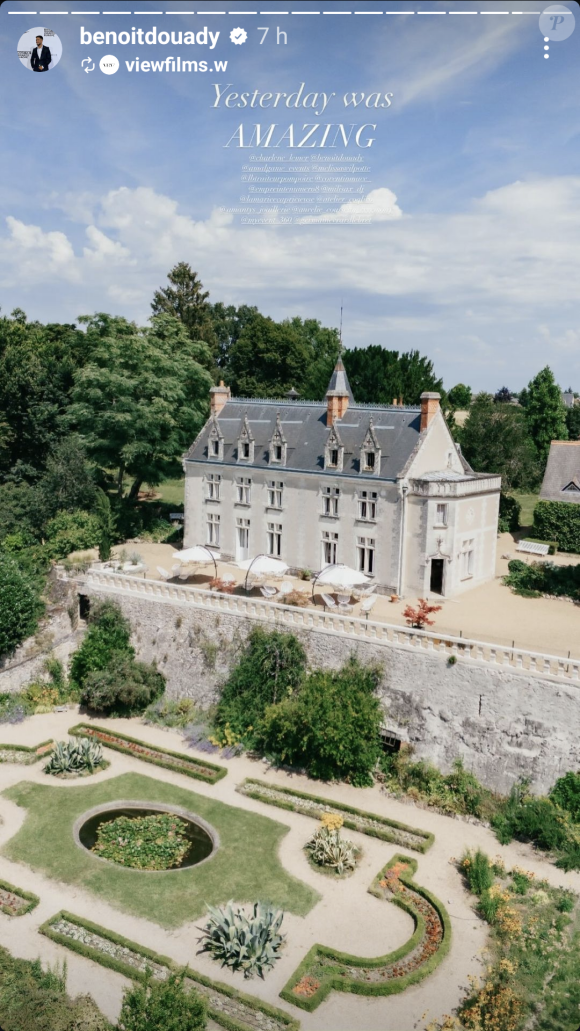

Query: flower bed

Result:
[280,854,450,1011]
[69,724,227,784]
[41,910,299,1031]
[0,878,39,916]
[0,740,54,765]
[92,812,190,870]
[237,779,433,853]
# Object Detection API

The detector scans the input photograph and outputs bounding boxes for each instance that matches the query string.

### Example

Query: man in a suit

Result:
[30,35,51,72]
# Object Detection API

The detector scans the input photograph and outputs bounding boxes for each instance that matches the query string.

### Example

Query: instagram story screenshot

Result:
[0,1,580,1030]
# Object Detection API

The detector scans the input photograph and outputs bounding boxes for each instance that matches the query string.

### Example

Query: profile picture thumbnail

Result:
[17,26,63,73]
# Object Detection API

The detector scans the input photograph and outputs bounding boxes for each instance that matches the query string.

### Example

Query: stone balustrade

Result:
[69,570,580,686]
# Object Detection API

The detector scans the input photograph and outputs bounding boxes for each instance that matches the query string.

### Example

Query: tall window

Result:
[272,444,283,462]
[211,439,220,457]
[435,503,448,526]
[267,522,282,557]
[236,477,251,504]
[236,517,250,560]
[460,539,474,579]
[241,441,250,459]
[328,448,339,468]
[207,513,220,547]
[357,536,375,575]
[206,473,221,500]
[363,450,376,472]
[322,530,338,565]
[358,490,377,521]
[267,481,283,508]
[322,486,340,516]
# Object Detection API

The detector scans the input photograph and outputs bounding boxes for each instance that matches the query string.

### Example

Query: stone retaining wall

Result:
[78,579,580,795]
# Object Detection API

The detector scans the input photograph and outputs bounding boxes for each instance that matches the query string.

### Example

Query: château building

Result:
[183,361,501,598]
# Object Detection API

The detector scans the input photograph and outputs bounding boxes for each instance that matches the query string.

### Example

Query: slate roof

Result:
[540,441,580,504]
[185,399,424,480]
[326,358,354,402]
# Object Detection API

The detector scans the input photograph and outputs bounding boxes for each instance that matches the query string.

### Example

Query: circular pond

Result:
[74,801,217,871]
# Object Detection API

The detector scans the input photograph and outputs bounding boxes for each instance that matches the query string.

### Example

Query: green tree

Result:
[342,346,444,405]
[117,972,206,1031]
[566,404,580,441]
[0,554,42,657]
[259,657,383,786]
[66,314,212,499]
[0,311,86,475]
[524,367,568,464]
[447,383,472,410]
[460,393,540,490]
[151,263,216,358]
[69,600,134,689]
[93,487,116,561]
[0,481,41,542]
[208,302,260,370]
[81,654,165,716]
[216,627,307,743]
[44,510,102,559]
[0,947,110,1031]
[494,386,513,404]
[36,436,96,521]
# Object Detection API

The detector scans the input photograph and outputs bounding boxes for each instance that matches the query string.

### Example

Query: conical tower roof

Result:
[325,358,354,402]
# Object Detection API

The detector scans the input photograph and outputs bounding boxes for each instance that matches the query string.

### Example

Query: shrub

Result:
[0,945,110,1031]
[403,598,442,629]
[145,697,197,729]
[197,901,285,979]
[215,628,307,744]
[44,509,102,560]
[44,737,104,776]
[503,559,580,600]
[0,554,42,658]
[69,600,134,690]
[498,493,521,533]
[258,657,383,787]
[92,813,189,870]
[491,781,570,852]
[460,849,494,897]
[81,654,165,716]
[534,500,580,554]
[550,771,580,821]
[118,971,206,1031]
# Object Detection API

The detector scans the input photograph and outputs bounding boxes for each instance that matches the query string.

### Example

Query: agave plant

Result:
[197,901,285,979]
[44,736,104,775]
[306,825,359,874]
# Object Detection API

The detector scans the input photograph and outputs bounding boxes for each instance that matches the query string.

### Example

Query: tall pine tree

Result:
[524,367,568,465]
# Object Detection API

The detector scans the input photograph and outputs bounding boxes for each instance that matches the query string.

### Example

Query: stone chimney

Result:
[420,392,441,432]
[210,380,230,417]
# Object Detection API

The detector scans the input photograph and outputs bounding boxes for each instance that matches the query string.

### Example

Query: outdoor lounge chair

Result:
[320,592,337,610]
[260,585,278,598]
[156,566,172,581]
[360,594,377,618]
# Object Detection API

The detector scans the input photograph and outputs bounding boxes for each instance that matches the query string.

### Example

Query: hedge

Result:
[0,878,39,916]
[534,500,580,554]
[40,911,299,1031]
[279,854,451,1011]
[68,724,227,784]
[0,740,54,764]
[237,778,434,852]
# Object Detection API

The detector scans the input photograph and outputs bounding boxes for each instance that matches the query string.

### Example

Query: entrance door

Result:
[430,558,444,595]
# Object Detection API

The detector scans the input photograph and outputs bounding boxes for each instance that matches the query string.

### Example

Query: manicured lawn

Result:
[2,773,319,928]
[510,491,539,529]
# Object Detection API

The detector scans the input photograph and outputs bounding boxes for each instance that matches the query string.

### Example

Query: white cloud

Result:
[300,187,403,224]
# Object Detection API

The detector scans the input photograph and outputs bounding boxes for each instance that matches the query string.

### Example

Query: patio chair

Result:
[320,592,337,611]
[279,581,293,596]
[360,594,377,618]
[156,566,172,581]
[260,585,278,598]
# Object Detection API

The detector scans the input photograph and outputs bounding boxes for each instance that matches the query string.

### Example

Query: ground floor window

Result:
[322,530,338,565]
[357,535,375,575]
[207,512,220,547]
[236,517,250,560]
[267,522,282,557]
[460,538,475,579]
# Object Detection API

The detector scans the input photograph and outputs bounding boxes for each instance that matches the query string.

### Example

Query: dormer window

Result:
[237,412,255,463]
[269,412,287,466]
[324,425,344,472]
[208,414,224,462]
[359,418,381,476]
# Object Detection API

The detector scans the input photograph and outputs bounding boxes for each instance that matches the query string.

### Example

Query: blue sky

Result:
[1,0,579,392]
